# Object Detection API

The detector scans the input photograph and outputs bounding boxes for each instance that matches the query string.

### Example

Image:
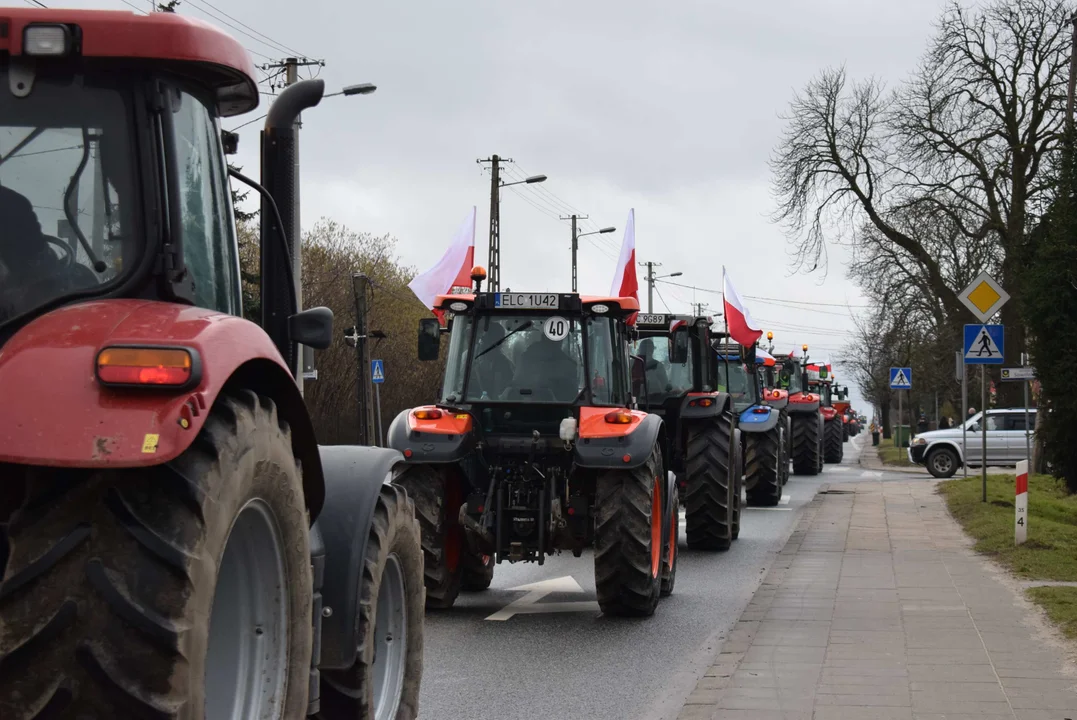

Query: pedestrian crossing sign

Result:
[963,324,1004,365]
[371,359,386,384]
[889,367,912,390]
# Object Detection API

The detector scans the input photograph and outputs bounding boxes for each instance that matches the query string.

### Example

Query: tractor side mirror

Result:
[418,318,441,361]
[289,306,334,349]
[630,354,649,409]
[670,327,689,365]
[221,130,239,155]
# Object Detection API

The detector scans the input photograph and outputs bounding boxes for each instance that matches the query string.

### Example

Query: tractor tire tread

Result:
[683,416,734,551]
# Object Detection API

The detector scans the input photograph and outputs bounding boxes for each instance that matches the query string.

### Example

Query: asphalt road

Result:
[417,435,930,720]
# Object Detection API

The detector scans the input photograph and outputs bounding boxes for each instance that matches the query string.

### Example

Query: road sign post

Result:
[963,324,1003,502]
[371,359,385,447]
[1015,459,1028,545]
[889,368,912,448]
[957,272,1008,497]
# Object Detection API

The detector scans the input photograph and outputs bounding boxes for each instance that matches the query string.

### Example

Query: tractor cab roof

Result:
[712,340,748,361]
[2,7,258,116]
[434,291,638,318]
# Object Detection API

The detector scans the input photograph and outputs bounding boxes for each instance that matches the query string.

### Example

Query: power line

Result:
[654,278,870,310]
[181,0,308,59]
[24,0,48,7]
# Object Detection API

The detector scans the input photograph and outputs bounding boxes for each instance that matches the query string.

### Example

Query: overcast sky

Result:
[57,0,954,414]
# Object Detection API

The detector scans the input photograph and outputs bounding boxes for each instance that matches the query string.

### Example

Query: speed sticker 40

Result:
[543,316,570,341]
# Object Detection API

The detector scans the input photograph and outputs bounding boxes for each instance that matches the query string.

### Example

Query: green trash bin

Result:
[894,424,911,448]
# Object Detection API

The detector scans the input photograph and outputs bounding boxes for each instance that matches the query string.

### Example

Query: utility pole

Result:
[639,261,661,313]
[477,154,512,292]
[564,214,588,293]
[264,55,325,391]
[693,302,709,317]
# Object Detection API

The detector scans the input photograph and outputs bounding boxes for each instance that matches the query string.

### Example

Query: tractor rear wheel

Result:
[684,415,735,551]
[824,418,844,464]
[594,444,664,617]
[745,427,782,507]
[791,413,822,476]
[461,552,494,592]
[392,465,463,610]
[318,483,424,720]
[0,390,313,720]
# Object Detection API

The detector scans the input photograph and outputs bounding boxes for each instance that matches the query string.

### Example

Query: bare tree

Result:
[773,0,1072,403]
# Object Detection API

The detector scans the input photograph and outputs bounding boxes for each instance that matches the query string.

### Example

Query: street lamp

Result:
[324,83,377,98]
[501,174,547,188]
[568,225,616,292]
[656,271,683,280]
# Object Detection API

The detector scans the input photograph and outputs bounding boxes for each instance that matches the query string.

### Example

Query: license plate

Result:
[494,293,558,310]
[636,314,667,326]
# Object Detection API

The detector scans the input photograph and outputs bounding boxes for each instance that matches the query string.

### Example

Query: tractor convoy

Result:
[0,6,862,718]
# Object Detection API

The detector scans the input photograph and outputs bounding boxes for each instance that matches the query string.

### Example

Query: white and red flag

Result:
[408,207,476,322]
[722,266,762,347]
[609,209,638,324]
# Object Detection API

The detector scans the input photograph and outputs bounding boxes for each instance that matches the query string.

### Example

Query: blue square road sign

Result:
[963,324,1004,365]
[371,359,385,384]
[890,367,912,390]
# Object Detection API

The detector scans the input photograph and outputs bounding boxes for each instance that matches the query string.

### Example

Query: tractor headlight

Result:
[24,25,71,56]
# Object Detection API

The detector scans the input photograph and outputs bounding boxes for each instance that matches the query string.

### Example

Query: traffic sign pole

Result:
[375,383,384,447]
[1022,353,1031,466]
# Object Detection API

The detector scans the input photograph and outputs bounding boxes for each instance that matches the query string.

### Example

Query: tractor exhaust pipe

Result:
[260,79,324,374]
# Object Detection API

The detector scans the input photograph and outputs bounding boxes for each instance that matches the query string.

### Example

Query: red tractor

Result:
[0,9,424,718]
[388,282,679,616]
[771,347,825,475]
[806,363,844,464]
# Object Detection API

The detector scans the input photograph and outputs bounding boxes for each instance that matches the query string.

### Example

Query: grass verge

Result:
[877,445,914,467]
[1026,587,1077,641]
[939,473,1077,580]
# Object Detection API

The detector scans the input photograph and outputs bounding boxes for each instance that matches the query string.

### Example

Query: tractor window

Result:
[587,316,626,406]
[441,314,472,403]
[0,74,137,326]
[778,363,803,393]
[716,361,756,405]
[168,87,240,315]
[631,335,694,404]
[463,314,585,403]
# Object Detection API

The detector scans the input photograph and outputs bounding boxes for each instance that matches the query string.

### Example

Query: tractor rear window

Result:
[631,335,694,404]
[0,73,137,326]
[716,361,756,405]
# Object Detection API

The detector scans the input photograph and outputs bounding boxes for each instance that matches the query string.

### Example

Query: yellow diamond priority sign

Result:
[958,271,1009,323]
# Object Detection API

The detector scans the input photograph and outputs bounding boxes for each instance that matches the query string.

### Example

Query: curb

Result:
[676,491,827,719]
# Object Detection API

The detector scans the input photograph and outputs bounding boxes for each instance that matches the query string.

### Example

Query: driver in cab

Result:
[0,185,90,321]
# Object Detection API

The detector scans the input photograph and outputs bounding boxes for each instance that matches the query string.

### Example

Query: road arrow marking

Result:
[860,471,883,478]
[485,576,600,621]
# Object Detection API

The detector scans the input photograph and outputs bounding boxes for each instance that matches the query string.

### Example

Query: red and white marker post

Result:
[1015,459,1028,546]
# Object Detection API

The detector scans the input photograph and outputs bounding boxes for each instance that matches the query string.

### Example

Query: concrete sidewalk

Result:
[677,482,1077,719]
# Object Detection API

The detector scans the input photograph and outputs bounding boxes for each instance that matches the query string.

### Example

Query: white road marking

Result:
[829,467,850,473]
[485,576,600,621]
[861,470,884,478]
[779,494,791,505]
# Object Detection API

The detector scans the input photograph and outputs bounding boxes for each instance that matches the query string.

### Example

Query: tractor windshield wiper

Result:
[474,320,532,361]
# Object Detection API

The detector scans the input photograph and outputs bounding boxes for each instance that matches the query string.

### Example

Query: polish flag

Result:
[756,347,776,366]
[722,267,762,347]
[609,209,638,324]
[408,207,476,322]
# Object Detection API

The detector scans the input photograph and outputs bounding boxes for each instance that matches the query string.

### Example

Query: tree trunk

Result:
[996,283,1025,407]
[1032,398,1047,474]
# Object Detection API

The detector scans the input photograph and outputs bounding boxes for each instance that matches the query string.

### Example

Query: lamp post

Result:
[484,161,546,291]
[571,224,616,292]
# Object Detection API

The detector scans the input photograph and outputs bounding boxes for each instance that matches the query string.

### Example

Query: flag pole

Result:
[721,266,731,394]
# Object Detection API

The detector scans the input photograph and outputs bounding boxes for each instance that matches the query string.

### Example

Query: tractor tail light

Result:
[96,346,197,388]
[605,410,634,424]
[689,398,714,407]
[752,407,769,414]
[413,409,443,420]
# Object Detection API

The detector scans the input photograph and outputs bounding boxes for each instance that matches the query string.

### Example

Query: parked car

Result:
[909,408,1036,478]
